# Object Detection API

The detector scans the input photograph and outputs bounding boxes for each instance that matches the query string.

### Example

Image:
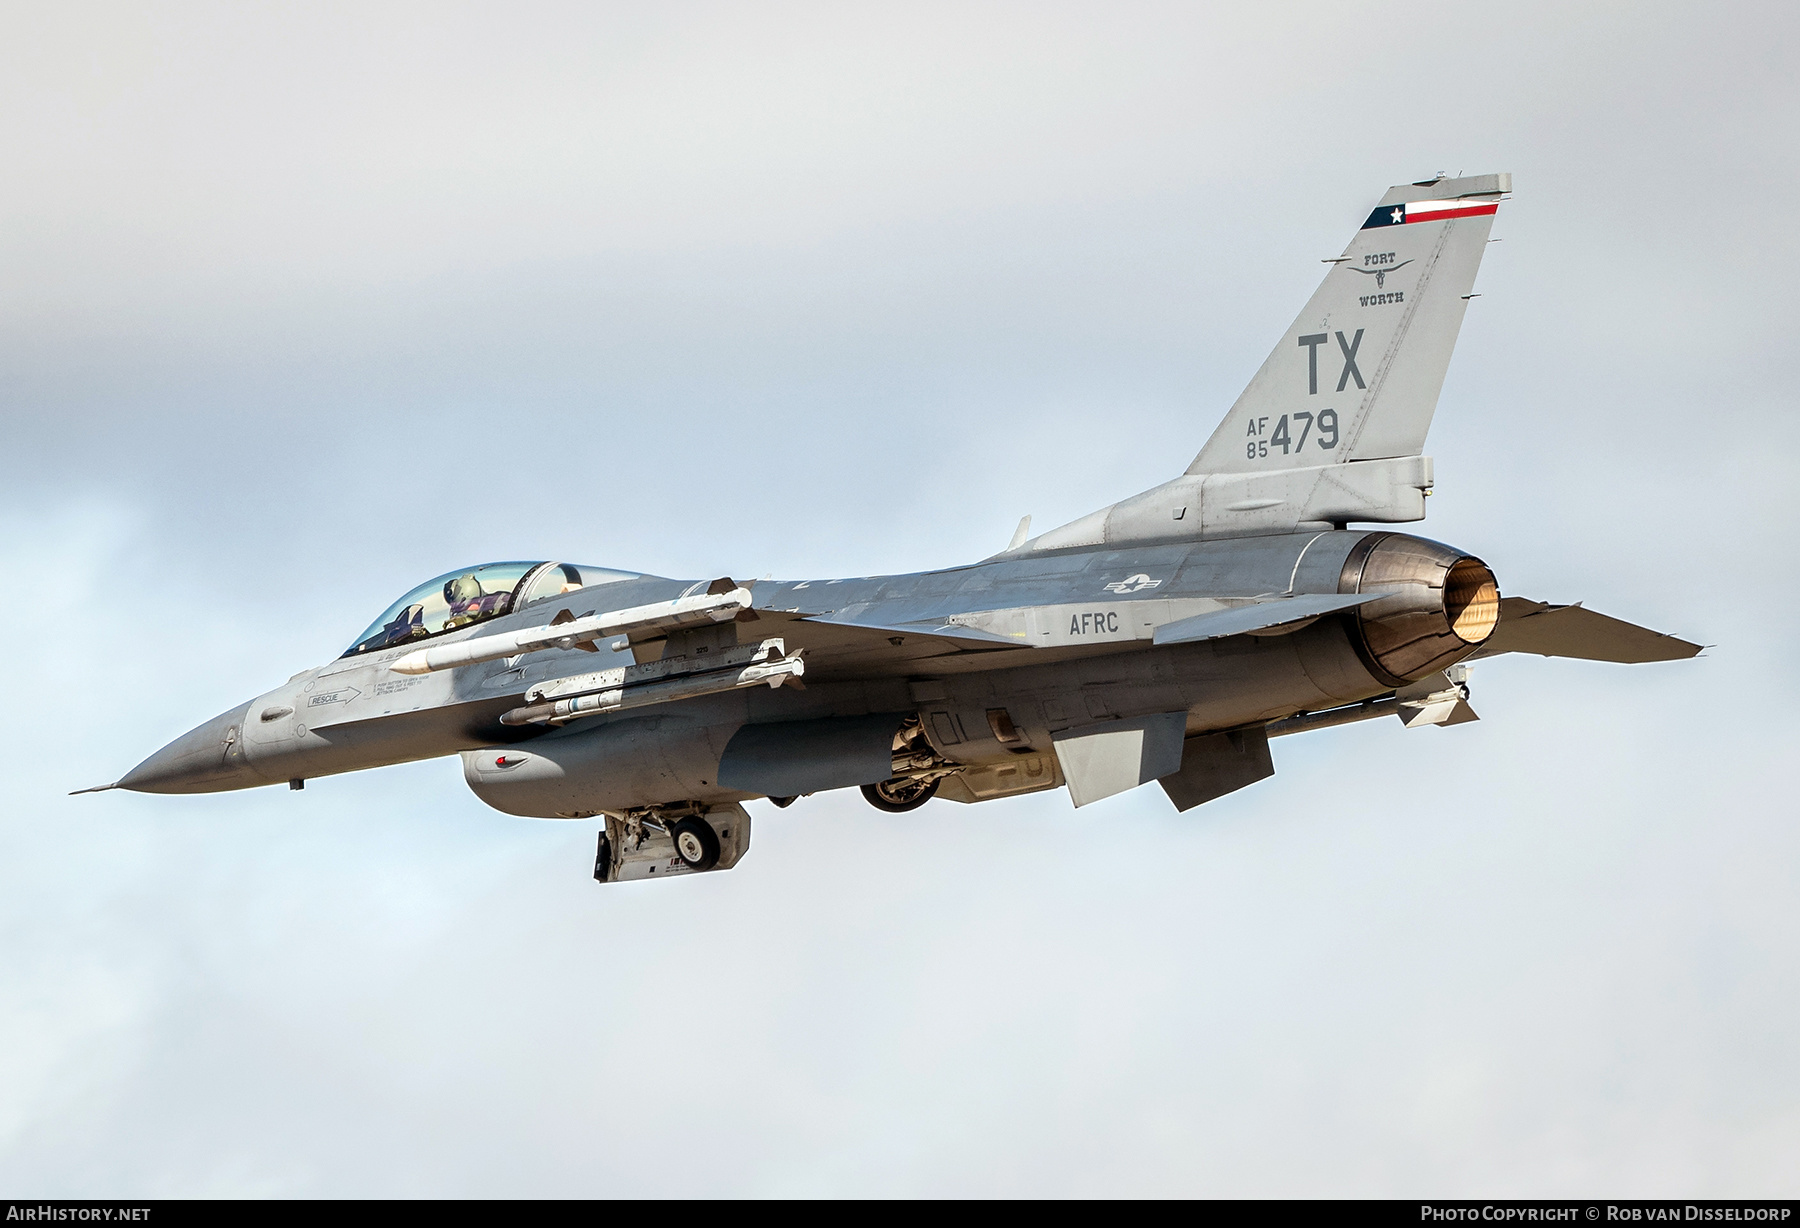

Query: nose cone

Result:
[119,702,261,794]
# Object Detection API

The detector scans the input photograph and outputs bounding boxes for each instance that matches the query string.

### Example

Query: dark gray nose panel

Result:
[119,703,258,794]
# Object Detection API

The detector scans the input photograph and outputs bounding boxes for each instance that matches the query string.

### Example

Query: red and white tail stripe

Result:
[1362,197,1501,229]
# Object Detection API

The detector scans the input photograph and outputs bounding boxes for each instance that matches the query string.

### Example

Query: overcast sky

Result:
[3,0,1797,1197]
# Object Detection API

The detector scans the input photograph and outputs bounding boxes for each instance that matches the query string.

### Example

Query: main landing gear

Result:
[859,713,952,812]
[860,776,941,813]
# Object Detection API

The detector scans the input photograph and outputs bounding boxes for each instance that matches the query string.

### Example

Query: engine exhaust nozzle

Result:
[1339,533,1500,686]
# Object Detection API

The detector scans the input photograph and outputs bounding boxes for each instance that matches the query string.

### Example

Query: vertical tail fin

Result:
[1187,173,1508,476]
[1008,174,1510,554]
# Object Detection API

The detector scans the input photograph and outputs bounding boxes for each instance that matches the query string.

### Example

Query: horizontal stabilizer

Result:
[1474,597,1701,663]
[1152,592,1385,646]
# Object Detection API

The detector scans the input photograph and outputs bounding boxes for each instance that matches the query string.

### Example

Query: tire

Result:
[670,817,720,871]
[860,776,940,813]
[593,832,613,883]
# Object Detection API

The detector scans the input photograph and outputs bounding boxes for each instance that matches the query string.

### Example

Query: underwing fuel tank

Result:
[1339,532,1501,685]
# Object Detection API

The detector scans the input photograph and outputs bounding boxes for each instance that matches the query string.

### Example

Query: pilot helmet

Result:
[444,575,484,604]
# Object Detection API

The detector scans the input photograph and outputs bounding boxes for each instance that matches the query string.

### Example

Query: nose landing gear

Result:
[671,817,721,870]
[593,803,749,883]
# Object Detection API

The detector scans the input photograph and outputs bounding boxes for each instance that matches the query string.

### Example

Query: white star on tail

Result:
[1391,208,1404,224]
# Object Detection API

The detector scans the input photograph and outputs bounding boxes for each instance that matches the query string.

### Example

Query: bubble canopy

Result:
[343,561,638,658]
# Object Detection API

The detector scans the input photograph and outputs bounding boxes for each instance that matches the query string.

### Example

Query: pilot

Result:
[443,574,512,629]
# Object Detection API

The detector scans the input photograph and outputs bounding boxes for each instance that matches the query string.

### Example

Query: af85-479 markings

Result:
[1246,408,1339,460]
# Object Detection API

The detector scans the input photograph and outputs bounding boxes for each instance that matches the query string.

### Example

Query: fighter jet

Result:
[85,173,1700,883]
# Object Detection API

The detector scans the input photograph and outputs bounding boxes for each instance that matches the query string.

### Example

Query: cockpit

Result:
[343,560,638,657]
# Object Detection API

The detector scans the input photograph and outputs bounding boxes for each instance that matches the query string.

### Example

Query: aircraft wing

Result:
[1470,597,1701,663]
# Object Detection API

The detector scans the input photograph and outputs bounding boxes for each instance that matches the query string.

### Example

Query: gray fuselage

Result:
[119,527,1483,816]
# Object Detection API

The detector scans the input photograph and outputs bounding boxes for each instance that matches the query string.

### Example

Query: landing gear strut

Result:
[860,714,952,812]
[861,776,940,813]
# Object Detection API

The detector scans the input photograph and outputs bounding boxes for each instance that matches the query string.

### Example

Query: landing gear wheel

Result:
[861,776,940,813]
[670,817,720,871]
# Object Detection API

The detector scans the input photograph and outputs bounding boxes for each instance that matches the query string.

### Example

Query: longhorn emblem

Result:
[1350,258,1413,289]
